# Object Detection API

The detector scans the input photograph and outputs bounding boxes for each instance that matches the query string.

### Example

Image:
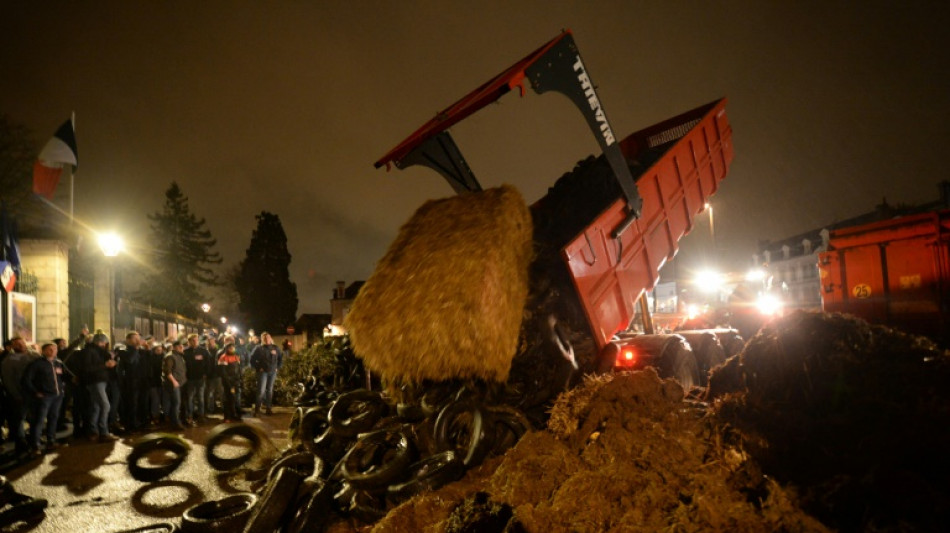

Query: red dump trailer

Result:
[819,210,950,345]
[376,30,734,393]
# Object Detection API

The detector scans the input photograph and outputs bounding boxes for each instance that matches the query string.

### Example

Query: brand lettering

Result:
[573,56,615,145]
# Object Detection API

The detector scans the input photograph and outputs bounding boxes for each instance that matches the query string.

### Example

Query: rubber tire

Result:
[0,497,48,529]
[127,433,190,482]
[287,478,334,533]
[111,523,178,533]
[349,489,388,524]
[328,390,388,437]
[486,406,533,455]
[434,399,492,467]
[266,451,322,485]
[387,450,465,502]
[657,343,700,391]
[243,468,304,533]
[180,493,257,533]
[299,407,330,446]
[341,427,413,490]
[205,423,262,471]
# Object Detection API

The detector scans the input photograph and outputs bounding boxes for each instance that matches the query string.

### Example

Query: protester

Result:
[216,342,243,422]
[182,333,211,426]
[116,331,147,433]
[146,343,165,427]
[53,330,86,433]
[204,334,223,416]
[21,343,66,455]
[162,340,187,430]
[1,337,41,453]
[78,332,119,442]
[250,332,282,416]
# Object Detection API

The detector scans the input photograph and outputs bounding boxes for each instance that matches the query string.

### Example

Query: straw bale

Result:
[346,185,533,384]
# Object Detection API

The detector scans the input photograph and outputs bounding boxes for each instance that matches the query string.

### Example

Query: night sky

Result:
[2,2,949,314]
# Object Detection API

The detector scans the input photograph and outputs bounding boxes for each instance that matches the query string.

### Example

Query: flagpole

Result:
[70,169,74,225]
[70,111,76,225]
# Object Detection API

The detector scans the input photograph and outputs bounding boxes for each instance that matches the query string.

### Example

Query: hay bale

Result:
[346,185,533,384]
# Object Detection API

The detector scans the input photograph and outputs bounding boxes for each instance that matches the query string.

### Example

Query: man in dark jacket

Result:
[182,333,212,426]
[162,340,187,430]
[21,343,66,455]
[79,332,119,442]
[250,332,282,416]
[116,331,152,432]
[53,330,86,433]
[1,337,40,453]
[146,343,166,427]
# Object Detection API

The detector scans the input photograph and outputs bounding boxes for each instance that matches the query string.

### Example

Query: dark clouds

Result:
[2,1,949,313]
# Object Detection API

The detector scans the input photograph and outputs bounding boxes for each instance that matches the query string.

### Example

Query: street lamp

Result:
[97,232,124,343]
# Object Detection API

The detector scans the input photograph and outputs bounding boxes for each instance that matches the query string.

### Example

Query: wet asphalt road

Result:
[1,407,294,533]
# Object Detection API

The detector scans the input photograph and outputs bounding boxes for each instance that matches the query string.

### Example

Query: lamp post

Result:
[97,232,124,343]
[200,303,211,334]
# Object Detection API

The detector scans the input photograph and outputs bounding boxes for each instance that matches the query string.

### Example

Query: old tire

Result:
[329,390,389,437]
[180,493,257,533]
[486,405,533,455]
[205,423,262,471]
[341,427,413,490]
[287,479,334,533]
[127,433,190,482]
[113,523,178,533]
[243,468,304,533]
[387,450,465,502]
[267,451,322,484]
[434,399,492,467]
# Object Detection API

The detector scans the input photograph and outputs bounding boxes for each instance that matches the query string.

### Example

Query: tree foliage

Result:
[139,182,221,314]
[236,211,298,331]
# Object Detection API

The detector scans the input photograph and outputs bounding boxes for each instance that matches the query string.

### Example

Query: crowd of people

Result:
[0,328,286,458]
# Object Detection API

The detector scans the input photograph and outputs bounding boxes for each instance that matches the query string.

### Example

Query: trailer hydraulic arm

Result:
[374,30,643,228]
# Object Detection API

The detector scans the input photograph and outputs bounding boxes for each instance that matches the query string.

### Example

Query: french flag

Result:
[33,115,79,199]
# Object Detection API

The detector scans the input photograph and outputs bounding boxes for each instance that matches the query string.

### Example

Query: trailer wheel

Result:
[657,344,700,391]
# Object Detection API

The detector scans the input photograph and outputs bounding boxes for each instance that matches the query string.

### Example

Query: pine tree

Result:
[139,182,221,314]
[236,211,298,332]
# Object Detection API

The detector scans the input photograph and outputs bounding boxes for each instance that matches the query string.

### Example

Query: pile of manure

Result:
[708,310,950,532]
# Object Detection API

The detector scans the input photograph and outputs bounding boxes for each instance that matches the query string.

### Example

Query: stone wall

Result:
[19,238,70,343]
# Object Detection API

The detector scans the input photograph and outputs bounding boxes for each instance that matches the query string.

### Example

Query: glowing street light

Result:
[220,316,228,325]
[98,232,124,257]
[97,232,123,342]
[201,303,211,313]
